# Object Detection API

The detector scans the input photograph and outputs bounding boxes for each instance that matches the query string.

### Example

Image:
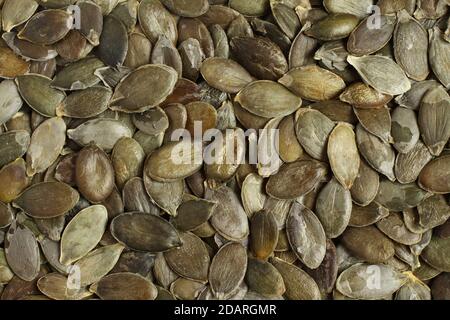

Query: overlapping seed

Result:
[0,0,448,302]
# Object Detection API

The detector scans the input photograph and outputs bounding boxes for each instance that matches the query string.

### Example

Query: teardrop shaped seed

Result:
[97,15,128,68]
[395,140,433,184]
[1,0,39,32]
[16,74,66,117]
[418,155,450,194]
[279,65,346,102]
[230,36,288,81]
[250,210,279,260]
[164,232,210,282]
[354,106,393,144]
[110,64,178,113]
[349,202,390,227]
[287,202,326,269]
[78,1,103,46]
[14,182,79,219]
[270,257,321,300]
[92,272,158,300]
[395,80,441,111]
[394,10,429,81]
[111,212,181,252]
[339,82,393,109]
[26,117,66,176]
[328,123,360,189]
[266,160,328,200]
[376,212,422,245]
[138,0,178,45]
[323,0,372,17]
[144,140,203,182]
[37,273,91,300]
[245,257,286,298]
[0,131,30,168]
[200,58,253,94]
[17,9,72,45]
[391,107,420,153]
[336,263,407,299]
[74,244,125,287]
[429,27,450,89]
[205,186,249,241]
[305,13,359,41]
[178,17,214,59]
[51,57,104,91]
[151,35,183,76]
[315,178,352,239]
[356,124,396,181]
[143,174,183,216]
[75,145,115,203]
[271,2,300,40]
[56,86,112,119]
[417,194,450,230]
[375,179,431,212]
[124,32,152,70]
[241,173,266,218]
[209,24,229,59]
[171,198,216,232]
[60,205,108,265]
[68,119,133,152]
[347,55,411,95]
[209,242,247,299]
[418,86,450,156]
[347,15,396,56]
[4,221,40,281]
[295,108,335,161]
[111,137,145,190]
[289,32,319,69]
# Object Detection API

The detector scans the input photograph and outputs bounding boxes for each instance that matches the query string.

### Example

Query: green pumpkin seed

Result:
[375,179,431,212]
[51,57,104,91]
[418,155,450,194]
[139,0,178,45]
[1,0,39,32]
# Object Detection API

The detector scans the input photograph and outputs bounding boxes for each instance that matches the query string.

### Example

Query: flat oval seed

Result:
[328,123,360,189]
[97,15,128,68]
[376,212,422,245]
[60,205,108,265]
[26,117,66,176]
[429,27,450,89]
[0,47,30,79]
[305,13,359,41]
[0,80,22,125]
[0,159,31,204]
[111,137,145,190]
[422,236,450,272]
[51,57,104,91]
[75,145,115,203]
[2,0,39,32]
[171,198,216,232]
[375,179,430,212]
[111,212,181,252]
[110,64,178,113]
[91,272,158,300]
[14,182,79,219]
[143,174,183,216]
[418,155,450,194]
[391,107,420,153]
[395,140,433,184]
[4,221,40,281]
[56,86,112,119]
[37,273,92,300]
[250,210,278,260]
[287,202,326,269]
[339,82,393,108]
[138,0,178,45]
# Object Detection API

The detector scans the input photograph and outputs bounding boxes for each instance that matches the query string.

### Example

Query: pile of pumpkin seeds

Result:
[0,0,449,301]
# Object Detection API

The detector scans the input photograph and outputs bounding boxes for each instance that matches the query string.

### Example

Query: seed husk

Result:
[349,202,390,228]
[0,46,30,79]
[60,205,108,265]
[279,65,346,102]
[336,263,408,299]
[91,272,157,300]
[0,158,31,204]
[37,273,92,300]
[16,74,65,117]
[164,232,210,282]
[323,0,373,18]
[75,144,115,203]
[74,243,124,287]
[395,140,433,184]
[287,202,326,269]
[347,55,411,95]
[26,117,66,176]
[429,27,450,89]
[315,178,352,239]
[339,82,393,109]
[278,114,304,163]
[354,106,393,144]
[305,13,359,41]
[110,138,145,190]
[110,64,178,113]
[161,0,209,17]
[1,0,39,32]
[395,80,441,111]
[375,179,431,212]
[51,57,104,91]
[14,182,79,219]
[391,107,420,153]
[171,198,216,232]
[422,236,450,272]
[418,155,450,194]
[111,212,181,252]
[0,80,22,126]
[356,124,396,181]
[96,15,129,69]
[377,212,422,246]
[418,86,450,156]
[124,32,152,70]
[328,123,360,189]
[270,257,321,300]
[230,36,288,81]
[143,174,183,216]
[266,160,328,200]
[209,242,247,299]
[2,32,58,62]
[0,202,13,229]
[57,86,112,119]
[394,10,429,81]
[249,210,278,260]
[431,273,450,299]
[245,257,285,298]
[417,194,450,230]
[78,1,103,46]
[241,173,266,218]
[205,186,249,241]
[4,221,40,282]
[185,101,217,136]
[122,177,160,215]
[139,0,178,45]
[270,2,300,40]
[17,9,72,45]
[178,17,214,59]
